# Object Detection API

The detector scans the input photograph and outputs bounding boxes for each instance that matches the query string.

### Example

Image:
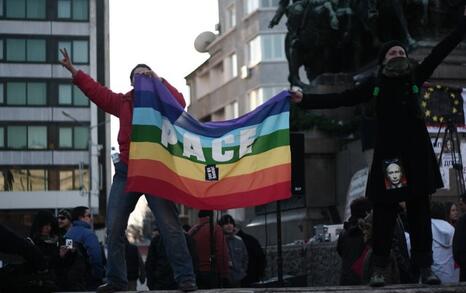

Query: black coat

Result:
[300,19,465,203]
[145,233,198,290]
[337,219,366,285]
[236,229,266,286]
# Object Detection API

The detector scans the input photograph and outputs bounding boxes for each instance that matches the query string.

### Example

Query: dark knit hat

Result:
[377,40,407,65]
[198,210,213,218]
[58,209,72,221]
[219,214,235,226]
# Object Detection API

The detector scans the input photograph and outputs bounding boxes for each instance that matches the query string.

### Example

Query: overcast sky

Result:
[108,1,219,224]
[109,0,219,146]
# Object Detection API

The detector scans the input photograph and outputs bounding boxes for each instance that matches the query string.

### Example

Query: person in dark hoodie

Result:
[291,5,466,286]
[30,211,60,272]
[337,197,372,285]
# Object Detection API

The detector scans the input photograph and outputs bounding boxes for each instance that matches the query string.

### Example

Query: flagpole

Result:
[276,200,283,286]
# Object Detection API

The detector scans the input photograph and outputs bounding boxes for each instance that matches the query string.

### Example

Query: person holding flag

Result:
[59,49,197,293]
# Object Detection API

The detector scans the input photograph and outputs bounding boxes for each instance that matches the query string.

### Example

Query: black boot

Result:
[420,267,441,285]
[369,266,386,287]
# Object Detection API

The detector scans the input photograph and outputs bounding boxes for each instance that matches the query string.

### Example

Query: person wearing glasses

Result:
[65,206,105,290]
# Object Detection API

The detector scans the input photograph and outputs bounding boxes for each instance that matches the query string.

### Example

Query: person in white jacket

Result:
[430,201,459,283]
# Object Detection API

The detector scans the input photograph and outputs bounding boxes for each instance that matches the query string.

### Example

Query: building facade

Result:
[0,0,111,233]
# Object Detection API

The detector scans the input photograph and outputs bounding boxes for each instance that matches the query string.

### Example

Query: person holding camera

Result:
[65,206,105,290]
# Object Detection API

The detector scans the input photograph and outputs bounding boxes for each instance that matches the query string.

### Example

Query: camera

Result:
[65,239,73,249]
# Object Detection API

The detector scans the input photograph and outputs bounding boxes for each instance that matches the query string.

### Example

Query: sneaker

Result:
[420,267,441,285]
[96,283,126,293]
[369,267,386,287]
[178,280,197,292]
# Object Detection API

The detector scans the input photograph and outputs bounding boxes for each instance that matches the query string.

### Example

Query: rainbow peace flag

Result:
[127,76,291,210]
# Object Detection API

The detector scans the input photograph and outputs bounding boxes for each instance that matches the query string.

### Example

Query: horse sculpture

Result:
[270,0,416,90]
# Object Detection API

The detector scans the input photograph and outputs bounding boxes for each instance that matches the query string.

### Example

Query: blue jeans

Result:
[106,160,195,289]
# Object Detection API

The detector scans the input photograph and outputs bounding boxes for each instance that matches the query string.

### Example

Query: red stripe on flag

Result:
[128,159,291,198]
[126,176,291,210]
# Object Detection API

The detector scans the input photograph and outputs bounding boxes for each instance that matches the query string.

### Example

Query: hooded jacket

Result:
[431,219,459,283]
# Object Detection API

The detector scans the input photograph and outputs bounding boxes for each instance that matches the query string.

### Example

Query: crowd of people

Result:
[338,197,466,286]
[0,207,107,291]
[0,210,265,292]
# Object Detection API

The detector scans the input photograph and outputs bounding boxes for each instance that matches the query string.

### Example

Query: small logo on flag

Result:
[205,165,219,181]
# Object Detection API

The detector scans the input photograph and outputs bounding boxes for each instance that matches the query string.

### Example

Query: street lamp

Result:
[62,111,108,212]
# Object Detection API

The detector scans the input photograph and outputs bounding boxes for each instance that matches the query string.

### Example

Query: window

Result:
[244,0,259,15]
[6,39,46,62]
[59,170,73,190]
[7,169,47,191]
[7,82,26,105]
[248,34,285,66]
[59,169,88,191]
[5,0,25,18]
[0,127,4,148]
[28,169,48,190]
[260,0,279,8]
[73,0,88,20]
[58,40,89,64]
[27,40,46,62]
[262,34,285,60]
[28,126,47,149]
[57,0,88,20]
[6,39,25,61]
[6,82,47,105]
[58,84,89,106]
[58,0,71,18]
[0,40,3,60]
[225,4,236,30]
[58,84,72,105]
[59,126,88,149]
[249,86,284,111]
[59,127,72,148]
[225,101,239,119]
[73,86,88,105]
[7,126,26,149]
[0,0,3,16]
[0,167,88,191]
[27,83,46,105]
[6,126,47,149]
[224,53,238,81]
[5,0,46,19]
[74,127,88,149]
[248,36,261,66]
[245,0,278,13]
[26,0,46,19]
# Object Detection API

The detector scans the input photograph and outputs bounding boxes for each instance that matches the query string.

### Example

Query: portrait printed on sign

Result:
[383,159,407,190]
